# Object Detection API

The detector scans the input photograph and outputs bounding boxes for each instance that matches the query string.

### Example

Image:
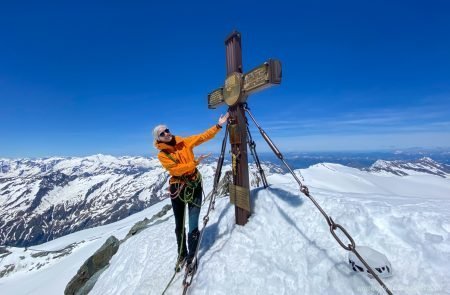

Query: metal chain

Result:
[243,104,393,295]
[211,124,230,210]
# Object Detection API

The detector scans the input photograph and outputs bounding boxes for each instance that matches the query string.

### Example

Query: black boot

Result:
[186,228,200,266]
[175,228,188,259]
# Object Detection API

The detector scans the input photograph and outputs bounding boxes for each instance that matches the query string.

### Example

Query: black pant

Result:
[170,182,202,261]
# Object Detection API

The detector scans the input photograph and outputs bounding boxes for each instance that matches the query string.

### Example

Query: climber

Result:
[153,112,229,272]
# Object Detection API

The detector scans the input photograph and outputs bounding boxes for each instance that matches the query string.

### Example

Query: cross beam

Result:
[207,60,282,109]
[207,31,282,225]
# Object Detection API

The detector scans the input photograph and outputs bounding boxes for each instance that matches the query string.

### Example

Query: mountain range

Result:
[0,155,282,247]
[0,155,448,248]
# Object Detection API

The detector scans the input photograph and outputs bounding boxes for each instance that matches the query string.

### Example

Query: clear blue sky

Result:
[1,0,449,158]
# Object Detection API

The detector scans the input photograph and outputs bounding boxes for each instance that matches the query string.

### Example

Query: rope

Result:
[161,197,188,294]
[178,174,202,206]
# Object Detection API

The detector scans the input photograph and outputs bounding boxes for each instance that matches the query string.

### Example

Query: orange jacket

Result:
[155,125,221,182]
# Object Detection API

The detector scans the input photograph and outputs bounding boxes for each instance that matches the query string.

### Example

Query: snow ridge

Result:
[367,157,450,177]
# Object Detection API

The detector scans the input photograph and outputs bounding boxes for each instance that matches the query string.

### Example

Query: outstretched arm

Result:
[187,112,229,147]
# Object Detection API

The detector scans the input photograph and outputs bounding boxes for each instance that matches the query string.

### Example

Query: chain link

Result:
[329,217,356,251]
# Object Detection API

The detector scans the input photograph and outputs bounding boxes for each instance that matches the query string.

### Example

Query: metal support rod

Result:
[211,123,229,210]
[204,123,229,227]
[245,105,330,220]
[246,124,268,188]
[243,105,304,188]
[244,104,331,224]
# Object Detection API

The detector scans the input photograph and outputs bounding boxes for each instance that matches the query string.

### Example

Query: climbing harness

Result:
[172,174,202,206]
[162,151,203,206]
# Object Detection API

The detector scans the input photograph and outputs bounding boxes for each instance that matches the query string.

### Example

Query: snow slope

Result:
[1,163,450,295]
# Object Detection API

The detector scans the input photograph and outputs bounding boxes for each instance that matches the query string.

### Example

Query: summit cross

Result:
[207,31,282,225]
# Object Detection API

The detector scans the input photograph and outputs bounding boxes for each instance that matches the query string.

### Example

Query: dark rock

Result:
[75,265,109,295]
[64,236,120,295]
[126,218,150,239]
[149,204,172,221]
[124,204,173,240]
[0,246,11,255]
[31,242,79,258]
[31,251,50,258]
[0,264,15,278]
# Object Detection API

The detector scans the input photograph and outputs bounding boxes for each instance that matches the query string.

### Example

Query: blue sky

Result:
[1,0,449,157]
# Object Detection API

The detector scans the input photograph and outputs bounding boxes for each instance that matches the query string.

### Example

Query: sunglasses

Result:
[159,129,171,137]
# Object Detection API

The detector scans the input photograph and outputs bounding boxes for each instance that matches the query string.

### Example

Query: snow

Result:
[0,201,171,294]
[0,155,162,179]
[369,157,449,178]
[1,163,450,294]
[304,163,449,199]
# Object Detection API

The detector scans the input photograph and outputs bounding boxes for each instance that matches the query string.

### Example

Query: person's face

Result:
[157,127,172,142]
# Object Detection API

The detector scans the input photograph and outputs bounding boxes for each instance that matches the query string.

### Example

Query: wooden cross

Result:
[207,31,282,225]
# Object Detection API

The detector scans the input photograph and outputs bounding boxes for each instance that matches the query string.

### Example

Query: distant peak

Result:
[368,158,449,177]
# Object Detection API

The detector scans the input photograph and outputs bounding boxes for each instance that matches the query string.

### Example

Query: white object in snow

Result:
[348,246,393,278]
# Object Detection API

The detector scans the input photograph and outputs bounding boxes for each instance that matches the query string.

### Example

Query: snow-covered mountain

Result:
[0,155,172,247]
[1,160,449,295]
[367,157,450,177]
[0,155,280,248]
